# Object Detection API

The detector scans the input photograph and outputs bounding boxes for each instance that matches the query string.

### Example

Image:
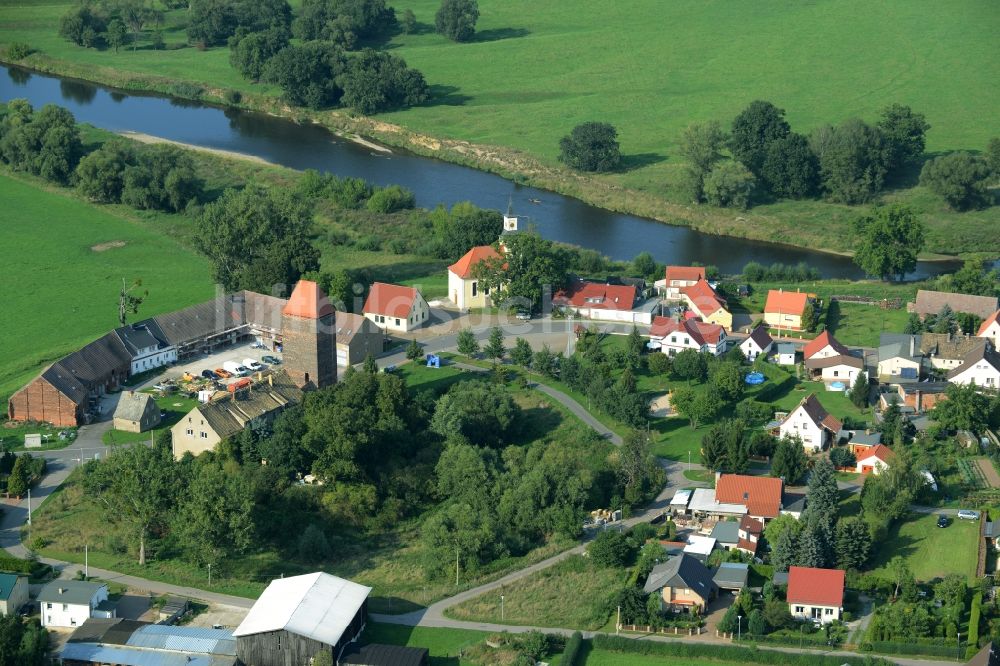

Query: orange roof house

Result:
[764,289,811,330]
[649,316,726,354]
[363,282,429,333]
[665,266,706,284]
[787,566,845,613]
[715,474,784,519]
[803,330,850,360]
[448,246,500,280]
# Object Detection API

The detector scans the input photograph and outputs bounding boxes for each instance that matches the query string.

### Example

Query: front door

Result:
[811,607,821,620]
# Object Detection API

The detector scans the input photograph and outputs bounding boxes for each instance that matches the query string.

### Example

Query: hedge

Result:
[969,592,982,652]
[0,554,35,575]
[592,635,891,664]
[562,631,582,666]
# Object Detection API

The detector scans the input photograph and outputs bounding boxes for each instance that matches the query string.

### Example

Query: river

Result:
[1,65,961,279]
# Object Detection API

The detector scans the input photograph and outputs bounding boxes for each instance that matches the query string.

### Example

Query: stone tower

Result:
[281,279,336,390]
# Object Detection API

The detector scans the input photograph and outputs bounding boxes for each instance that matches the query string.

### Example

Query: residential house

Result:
[736,515,764,557]
[662,266,706,299]
[643,554,718,614]
[170,371,302,459]
[778,394,843,452]
[687,487,748,519]
[910,290,999,323]
[0,574,28,616]
[38,581,113,629]
[680,279,733,329]
[804,354,865,385]
[715,473,785,521]
[979,311,1000,349]
[877,334,922,383]
[764,290,811,331]
[712,562,750,593]
[947,344,1000,389]
[803,331,850,362]
[775,342,796,366]
[61,619,237,666]
[233,572,371,666]
[554,280,649,324]
[879,382,949,414]
[855,444,894,475]
[114,321,175,375]
[710,521,739,551]
[335,312,383,368]
[920,332,988,372]
[740,326,773,362]
[447,245,501,310]
[648,316,727,356]
[111,391,161,433]
[786,566,845,624]
[363,283,430,333]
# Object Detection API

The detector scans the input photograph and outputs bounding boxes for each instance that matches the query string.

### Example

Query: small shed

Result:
[710,522,740,550]
[24,434,41,448]
[112,391,160,433]
[0,574,28,616]
[776,342,797,366]
[712,562,750,592]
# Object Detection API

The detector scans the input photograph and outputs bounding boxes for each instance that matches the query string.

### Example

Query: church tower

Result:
[281,280,336,390]
[502,195,523,235]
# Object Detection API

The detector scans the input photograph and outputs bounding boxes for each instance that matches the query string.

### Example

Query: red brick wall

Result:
[7,377,81,427]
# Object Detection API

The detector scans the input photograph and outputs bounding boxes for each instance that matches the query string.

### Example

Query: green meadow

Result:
[1,0,998,255]
[0,173,214,404]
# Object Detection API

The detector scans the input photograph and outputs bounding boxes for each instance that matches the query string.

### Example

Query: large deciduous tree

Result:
[729,100,790,176]
[430,381,520,446]
[473,231,569,311]
[852,204,925,281]
[265,42,348,109]
[677,120,726,201]
[197,184,320,292]
[558,122,621,173]
[703,161,755,209]
[229,27,289,81]
[919,152,993,211]
[810,118,892,204]
[877,103,930,175]
[339,48,429,114]
[760,132,819,199]
[435,0,479,42]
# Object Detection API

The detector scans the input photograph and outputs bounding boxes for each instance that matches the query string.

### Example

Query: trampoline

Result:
[744,372,765,385]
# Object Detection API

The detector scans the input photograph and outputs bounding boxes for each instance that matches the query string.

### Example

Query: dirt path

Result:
[975,457,1000,488]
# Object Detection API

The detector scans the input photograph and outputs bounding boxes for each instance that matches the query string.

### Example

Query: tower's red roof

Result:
[282,280,334,319]
[448,246,501,279]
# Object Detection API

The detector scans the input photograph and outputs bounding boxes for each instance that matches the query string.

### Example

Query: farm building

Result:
[340,644,429,666]
[61,619,237,666]
[336,312,384,368]
[170,371,302,459]
[233,572,371,666]
[909,290,999,322]
[111,391,160,433]
[115,321,175,374]
[0,574,28,617]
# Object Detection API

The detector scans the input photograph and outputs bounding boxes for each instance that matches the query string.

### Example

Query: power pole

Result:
[455,547,459,587]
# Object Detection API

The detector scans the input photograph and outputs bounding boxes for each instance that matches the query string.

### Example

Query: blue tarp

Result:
[744,372,765,385]
[426,354,441,368]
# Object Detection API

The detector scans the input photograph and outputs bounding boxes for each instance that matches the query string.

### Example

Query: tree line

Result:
[557,100,999,214]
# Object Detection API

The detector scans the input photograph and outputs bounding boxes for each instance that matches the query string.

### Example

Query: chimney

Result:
[910,336,915,357]
[58,588,65,595]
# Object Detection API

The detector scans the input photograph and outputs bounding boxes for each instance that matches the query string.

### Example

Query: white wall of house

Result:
[776,350,796,366]
[878,357,921,379]
[949,362,1000,388]
[856,455,889,475]
[664,279,699,299]
[130,347,177,375]
[820,365,861,384]
[653,332,725,357]
[570,307,653,325]
[764,312,803,330]
[365,293,430,333]
[779,407,826,452]
[740,338,772,361]
[41,588,107,628]
[925,356,965,371]
[789,602,840,624]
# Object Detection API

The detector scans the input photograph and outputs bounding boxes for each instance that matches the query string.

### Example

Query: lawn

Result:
[361,623,491,666]
[0,172,215,406]
[446,554,624,630]
[868,511,980,582]
[3,1,998,256]
[824,301,912,348]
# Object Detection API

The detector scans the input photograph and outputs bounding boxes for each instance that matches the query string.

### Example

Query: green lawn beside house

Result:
[868,511,980,582]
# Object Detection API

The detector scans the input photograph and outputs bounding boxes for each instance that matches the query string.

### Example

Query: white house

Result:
[447,245,501,310]
[775,342,796,366]
[803,331,850,362]
[777,394,843,452]
[115,321,176,375]
[363,282,430,333]
[662,266,706,299]
[877,334,922,383]
[787,566,844,625]
[947,345,1000,389]
[553,280,649,324]
[648,316,726,356]
[38,580,112,628]
[805,354,864,385]
[855,444,894,475]
[740,326,773,362]
[979,311,1000,349]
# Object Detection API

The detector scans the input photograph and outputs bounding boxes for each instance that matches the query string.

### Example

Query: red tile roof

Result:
[282,280,334,319]
[788,394,843,434]
[554,281,636,312]
[715,474,784,518]
[739,514,764,536]
[764,289,809,317]
[363,282,419,318]
[681,279,727,317]
[858,444,894,464]
[649,317,724,346]
[666,266,706,283]
[803,330,850,360]
[979,310,1000,336]
[448,245,500,279]
[736,538,759,555]
[787,566,845,608]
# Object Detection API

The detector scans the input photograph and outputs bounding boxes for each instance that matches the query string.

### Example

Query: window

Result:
[186,429,193,436]
[395,318,401,326]
[670,336,676,343]
[200,432,208,439]
[472,282,478,297]
[62,604,68,611]
[833,370,839,377]
[795,606,804,613]
[46,603,52,610]
[825,608,834,615]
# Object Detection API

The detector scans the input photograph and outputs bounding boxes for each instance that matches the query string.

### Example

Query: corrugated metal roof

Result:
[233,572,371,646]
[60,643,235,666]
[127,625,236,656]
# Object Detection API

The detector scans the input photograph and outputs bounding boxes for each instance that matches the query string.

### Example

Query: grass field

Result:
[868,511,980,582]
[446,554,624,630]
[2,1,998,256]
[0,172,215,405]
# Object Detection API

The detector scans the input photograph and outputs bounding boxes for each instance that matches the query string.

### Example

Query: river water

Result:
[1,65,961,279]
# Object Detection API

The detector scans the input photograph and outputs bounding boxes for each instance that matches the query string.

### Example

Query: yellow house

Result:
[448,246,501,310]
[764,289,809,331]
[681,279,733,330]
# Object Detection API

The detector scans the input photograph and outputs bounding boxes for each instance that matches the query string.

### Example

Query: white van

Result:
[243,358,264,372]
[957,510,980,521]
[223,361,248,377]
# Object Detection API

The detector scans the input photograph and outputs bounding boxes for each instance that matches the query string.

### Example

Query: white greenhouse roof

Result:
[684,535,717,557]
[233,572,371,646]
[687,488,747,516]
[669,489,693,507]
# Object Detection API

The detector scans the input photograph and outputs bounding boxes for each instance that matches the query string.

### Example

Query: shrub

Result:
[588,530,632,567]
[354,235,382,251]
[559,122,621,172]
[703,161,755,209]
[562,631,583,665]
[592,634,888,664]
[5,42,30,60]
[919,152,993,211]
[297,524,331,562]
[365,185,416,213]
[168,82,205,100]
[223,89,242,105]
[969,591,982,653]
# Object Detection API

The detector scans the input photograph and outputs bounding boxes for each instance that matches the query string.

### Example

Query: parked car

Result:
[937,514,949,528]
[243,359,264,372]
[261,355,281,365]
[957,510,980,521]
[201,369,216,379]
[515,310,531,321]
[214,368,232,379]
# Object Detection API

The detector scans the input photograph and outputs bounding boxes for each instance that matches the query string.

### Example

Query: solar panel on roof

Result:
[900,367,918,379]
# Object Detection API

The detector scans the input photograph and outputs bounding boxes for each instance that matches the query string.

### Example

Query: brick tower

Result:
[281,280,337,390]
